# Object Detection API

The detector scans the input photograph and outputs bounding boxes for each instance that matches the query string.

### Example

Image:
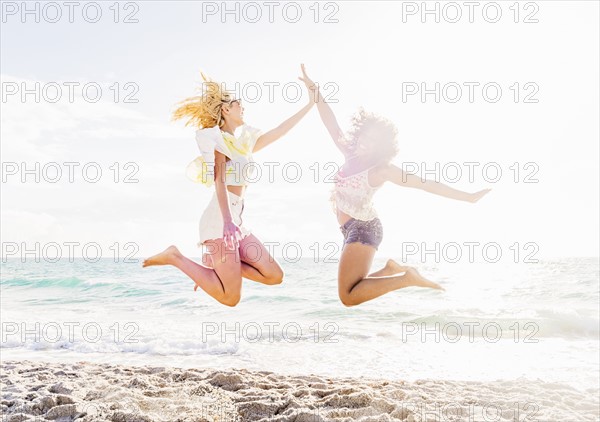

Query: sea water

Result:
[1,257,598,394]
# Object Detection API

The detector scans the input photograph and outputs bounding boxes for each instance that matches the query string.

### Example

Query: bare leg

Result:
[143,245,242,306]
[238,234,284,285]
[368,259,412,277]
[338,243,443,307]
[201,251,271,283]
[196,256,273,286]
[199,234,284,286]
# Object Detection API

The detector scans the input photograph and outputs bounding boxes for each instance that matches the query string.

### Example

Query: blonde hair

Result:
[172,73,234,129]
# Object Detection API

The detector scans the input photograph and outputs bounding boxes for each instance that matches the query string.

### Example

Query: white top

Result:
[185,124,262,187]
[331,166,381,221]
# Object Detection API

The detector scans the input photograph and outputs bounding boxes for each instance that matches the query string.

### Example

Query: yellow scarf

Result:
[186,127,254,187]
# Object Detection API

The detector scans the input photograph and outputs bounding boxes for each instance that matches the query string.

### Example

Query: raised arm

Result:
[253,65,316,152]
[253,102,313,153]
[376,163,491,203]
[298,64,352,156]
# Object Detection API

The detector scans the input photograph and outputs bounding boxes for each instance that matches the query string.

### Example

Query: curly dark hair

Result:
[342,108,399,162]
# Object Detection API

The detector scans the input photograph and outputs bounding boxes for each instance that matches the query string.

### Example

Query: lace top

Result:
[185,124,262,187]
[331,166,381,221]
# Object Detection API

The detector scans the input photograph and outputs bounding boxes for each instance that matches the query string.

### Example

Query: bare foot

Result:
[142,245,181,267]
[201,253,213,269]
[407,267,445,291]
[385,259,412,275]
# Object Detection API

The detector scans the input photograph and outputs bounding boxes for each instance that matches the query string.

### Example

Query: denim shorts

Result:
[340,217,383,250]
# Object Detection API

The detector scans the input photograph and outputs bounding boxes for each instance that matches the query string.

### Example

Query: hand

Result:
[468,188,491,203]
[223,220,242,250]
[298,63,318,105]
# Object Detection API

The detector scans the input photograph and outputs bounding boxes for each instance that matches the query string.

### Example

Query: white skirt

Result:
[198,191,252,246]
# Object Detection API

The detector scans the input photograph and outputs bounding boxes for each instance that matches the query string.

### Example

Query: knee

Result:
[221,292,241,307]
[266,268,284,285]
[339,292,358,307]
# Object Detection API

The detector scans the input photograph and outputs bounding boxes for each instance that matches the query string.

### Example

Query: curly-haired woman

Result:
[300,65,491,306]
[143,67,316,307]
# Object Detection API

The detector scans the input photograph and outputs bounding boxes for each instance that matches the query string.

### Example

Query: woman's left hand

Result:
[298,63,318,105]
[468,189,492,203]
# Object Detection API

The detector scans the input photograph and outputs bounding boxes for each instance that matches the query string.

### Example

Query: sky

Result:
[1,1,599,260]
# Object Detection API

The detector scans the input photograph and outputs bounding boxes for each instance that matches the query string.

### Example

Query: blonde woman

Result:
[300,65,491,306]
[143,68,315,306]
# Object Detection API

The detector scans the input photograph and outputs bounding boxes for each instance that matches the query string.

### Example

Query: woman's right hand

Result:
[223,219,243,250]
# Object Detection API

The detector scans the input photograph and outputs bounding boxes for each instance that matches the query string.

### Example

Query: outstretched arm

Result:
[253,102,313,152]
[298,64,352,156]
[378,164,491,203]
[253,65,316,152]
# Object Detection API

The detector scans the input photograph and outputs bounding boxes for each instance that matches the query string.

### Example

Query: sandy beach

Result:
[2,0,599,421]
[1,360,597,422]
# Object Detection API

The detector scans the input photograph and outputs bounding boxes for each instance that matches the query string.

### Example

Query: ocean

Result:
[1,257,598,395]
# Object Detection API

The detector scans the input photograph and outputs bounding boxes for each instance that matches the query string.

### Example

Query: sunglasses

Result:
[224,98,242,106]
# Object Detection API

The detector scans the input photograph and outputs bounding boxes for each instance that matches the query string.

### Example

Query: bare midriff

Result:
[226,185,246,197]
[336,209,353,226]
